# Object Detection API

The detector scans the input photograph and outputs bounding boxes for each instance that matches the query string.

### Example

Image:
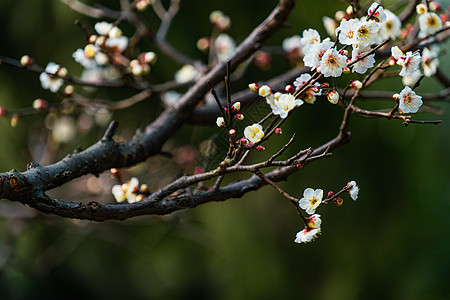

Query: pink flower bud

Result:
[234,113,244,121]
[33,99,48,110]
[343,67,350,74]
[332,197,343,206]
[256,145,265,151]
[216,117,226,128]
[239,137,248,145]
[228,129,236,136]
[327,191,334,198]
[231,102,241,112]
[389,58,396,66]
[327,91,339,104]
[316,66,322,73]
[321,82,330,88]
[350,80,363,90]
[392,93,400,102]
[285,85,295,93]
[340,49,348,56]
[275,128,282,135]
[248,83,260,92]
[0,107,7,116]
[312,86,320,93]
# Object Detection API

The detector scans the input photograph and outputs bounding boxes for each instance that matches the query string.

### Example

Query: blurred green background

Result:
[0,0,449,299]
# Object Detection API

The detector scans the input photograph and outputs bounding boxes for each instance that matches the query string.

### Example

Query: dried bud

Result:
[64,85,74,97]
[20,55,33,67]
[33,99,48,110]
[332,197,343,206]
[327,191,334,198]
[327,91,339,104]
[216,117,226,128]
[228,129,236,136]
[234,113,244,121]
[350,80,363,90]
[231,102,241,112]
[0,107,7,116]
[248,83,260,93]
[255,145,265,151]
[11,114,20,127]
[275,128,282,135]
[285,85,295,93]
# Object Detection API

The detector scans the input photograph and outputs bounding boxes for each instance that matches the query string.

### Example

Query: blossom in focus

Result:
[39,62,64,93]
[367,2,386,23]
[351,46,375,74]
[307,214,322,229]
[271,93,303,118]
[215,33,236,61]
[379,9,402,40]
[320,48,347,77]
[299,188,323,215]
[399,51,422,77]
[335,19,360,45]
[244,123,264,144]
[327,90,339,104]
[216,117,225,128]
[346,180,359,200]
[174,64,199,83]
[303,41,334,70]
[422,46,440,77]
[299,29,320,50]
[355,20,380,47]
[398,86,423,113]
[418,12,443,35]
[112,177,141,203]
[294,227,321,244]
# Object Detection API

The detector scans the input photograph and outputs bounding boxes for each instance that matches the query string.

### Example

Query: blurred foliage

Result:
[0,0,449,299]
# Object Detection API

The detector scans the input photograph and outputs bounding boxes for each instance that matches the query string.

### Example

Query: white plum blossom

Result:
[258,85,272,97]
[398,86,423,113]
[293,73,313,90]
[161,90,182,107]
[336,18,360,45]
[355,20,380,47]
[320,48,347,77]
[104,36,128,53]
[299,188,323,215]
[216,117,225,128]
[351,46,375,74]
[379,9,402,40]
[327,90,339,104]
[391,46,404,60]
[299,29,320,50]
[307,214,322,229]
[294,227,321,244]
[402,70,422,87]
[346,180,359,200]
[175,64,199,83]
[271,93,303,118]
[367,2,386,23]
[112,184,127,203]
[111,177,140,203]
[422,46,440,77]
[418,12,443,36]
[303,40,334,70]
[282,35,302,53]
[322,16,338,38]
[215,33,236,61]
[399,51,422,77]
[39,62,64,93]
[244,124,264,144]
[293,73,321,104]
[52,116,76,144]
[126,177,140,203]
[95,22,120,37]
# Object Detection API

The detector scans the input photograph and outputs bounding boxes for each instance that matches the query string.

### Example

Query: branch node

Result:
[102,120,119,141]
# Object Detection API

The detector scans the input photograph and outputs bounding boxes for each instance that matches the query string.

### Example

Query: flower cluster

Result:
[294,181,359,244]
[112,177,150,203]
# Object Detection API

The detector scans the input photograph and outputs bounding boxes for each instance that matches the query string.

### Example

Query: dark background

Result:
[0,0,449,299]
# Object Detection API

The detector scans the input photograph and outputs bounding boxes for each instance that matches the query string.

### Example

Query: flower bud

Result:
[256,145,265,151]
[110,168,120,175]
[429,1,442,12]
[327,90,339,104]
[0,107,7,116]
[316,66,321,73]
[197,37,210,52]
[389,58,396,66]
[139,184,150,194]
[312,86,320,93]
[239,137,248,145]
[275,128,282,135]
[321,82,330,88]
[228,129,236,136]
[33,98,48,110]
[416,3,428,14]
[335,10,346,22]
[132,64,143,76]
[136,0,151,11]
[64,85,75,97]
[88,35,97,43]
[340,49,348,56]
[392,93,400,102]
[343,66,351,74]
[84,44,97,59]
[194,166,204,174]
[234,113,244,121]
[258,85,272,97]
[248,83,260,93]
[142,52,157,65]
[396,57,405,66]
[231,102,241,112]
[285,85,295,93]
[350,80,363,90]
[273,92,282,100]
[327,191,334,198]
[20,55,33,67]
[135,194,145,202]
[216,117,226,128]
[11,114,20,127]
[57,67,68,77]
[307,214,322,229]
[346,5,353,17]
[332,197,343,206]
